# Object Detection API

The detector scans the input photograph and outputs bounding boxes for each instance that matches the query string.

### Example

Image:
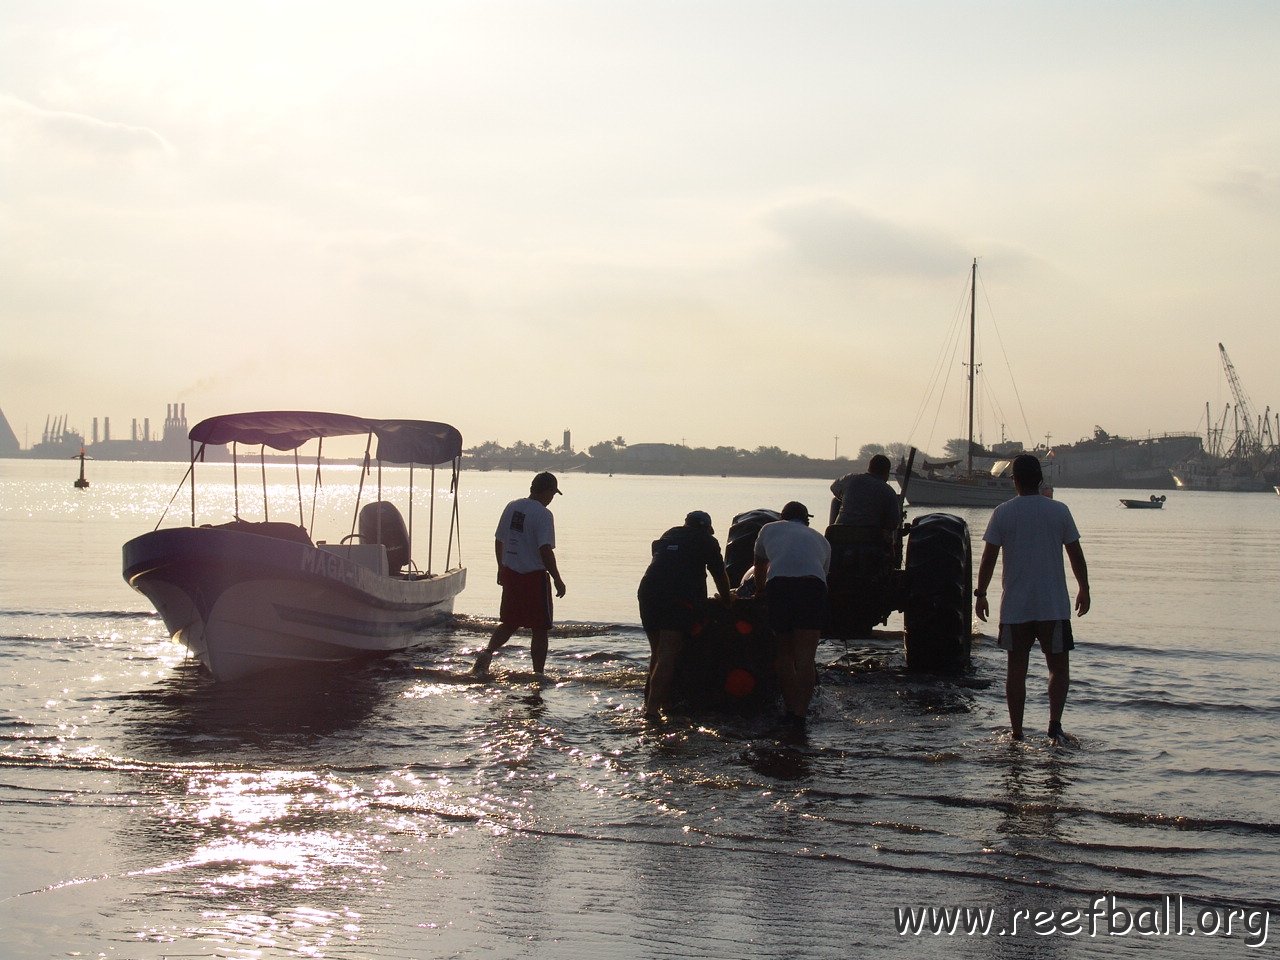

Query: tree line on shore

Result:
[463,437,930,479]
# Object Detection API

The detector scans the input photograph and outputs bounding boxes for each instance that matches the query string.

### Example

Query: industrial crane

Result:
[1217,342,1270,457]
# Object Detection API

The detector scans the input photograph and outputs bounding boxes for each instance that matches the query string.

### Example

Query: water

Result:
[1,459,1278,958]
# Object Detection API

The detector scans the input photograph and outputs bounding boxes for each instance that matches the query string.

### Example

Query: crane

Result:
[1218,342,1263,457]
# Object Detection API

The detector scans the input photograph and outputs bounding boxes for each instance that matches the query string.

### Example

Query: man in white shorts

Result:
[974,455,1090,743]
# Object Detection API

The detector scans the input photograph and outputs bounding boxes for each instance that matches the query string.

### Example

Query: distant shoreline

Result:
[0,449,862,481]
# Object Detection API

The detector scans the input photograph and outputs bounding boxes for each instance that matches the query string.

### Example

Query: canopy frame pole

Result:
[232,442,240,518]
[408,462,416,574]
[446,456,461,570]
[260,445,269,521]
[190,439,197,526]
[157,441,203,531]
[294,449,304,528]
[309,438,323,534]
[428,463,436,576]
[348,432,373,546]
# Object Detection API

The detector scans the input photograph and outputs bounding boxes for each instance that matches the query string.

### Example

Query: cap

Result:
[531,471,561,495]
[685,510,713,531]
[780,501,812,522]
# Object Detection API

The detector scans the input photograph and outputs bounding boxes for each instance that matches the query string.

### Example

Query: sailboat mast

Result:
[966,258,977,476]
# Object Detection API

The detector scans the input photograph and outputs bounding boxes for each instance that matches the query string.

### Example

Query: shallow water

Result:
[1,460,1278,957]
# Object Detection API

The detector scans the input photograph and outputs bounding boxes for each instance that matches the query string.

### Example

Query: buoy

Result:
[73,447,90,489]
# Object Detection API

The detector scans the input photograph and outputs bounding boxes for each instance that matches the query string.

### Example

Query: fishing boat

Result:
[1170,346,1278,493]
[902,259,1016,508]
[122,411,467,681]
[1120,495,1166,509]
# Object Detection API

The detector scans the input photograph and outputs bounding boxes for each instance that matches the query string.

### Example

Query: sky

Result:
[3,1,1278,460]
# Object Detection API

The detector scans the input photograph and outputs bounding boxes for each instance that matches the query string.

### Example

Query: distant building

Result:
[621,443,683,463]
[3,402,199,461]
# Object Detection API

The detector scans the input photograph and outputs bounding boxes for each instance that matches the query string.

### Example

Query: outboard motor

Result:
[724,508,781,587]
[358,501,411,574]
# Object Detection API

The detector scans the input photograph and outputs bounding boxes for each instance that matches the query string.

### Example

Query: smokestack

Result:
[144,417,150,442]
[181,403,186,421]
[131,418,138,442]
[93,418,99,445]
[104,417,111,442]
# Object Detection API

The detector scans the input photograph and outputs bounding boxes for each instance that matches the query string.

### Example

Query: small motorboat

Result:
[1120,494,1167,509]
[122,411,467,681]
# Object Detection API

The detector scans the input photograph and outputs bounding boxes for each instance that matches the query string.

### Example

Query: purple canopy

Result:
[188,411,463,465]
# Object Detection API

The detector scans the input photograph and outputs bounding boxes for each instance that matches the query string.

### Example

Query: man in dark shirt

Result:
[830,454,901,540]
[638,510,733,719]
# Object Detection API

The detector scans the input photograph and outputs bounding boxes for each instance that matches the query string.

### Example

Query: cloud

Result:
[1204,164,1280,214]
[0,94,174,159]
[758,198,968,279]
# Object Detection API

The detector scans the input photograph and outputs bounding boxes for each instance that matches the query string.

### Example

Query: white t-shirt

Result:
[982,494,1081,623]
[495,497,556,574]
[754,519,831,580]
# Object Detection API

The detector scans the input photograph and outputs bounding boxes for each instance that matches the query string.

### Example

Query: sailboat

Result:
[902,259,1017,508]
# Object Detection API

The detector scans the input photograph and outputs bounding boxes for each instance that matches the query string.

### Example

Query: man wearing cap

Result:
[472,471,566,677]
[752,501,832,730]
[975,454,1090,743]
[638,510,734,719]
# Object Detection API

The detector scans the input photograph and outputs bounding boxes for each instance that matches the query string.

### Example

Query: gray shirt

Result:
[831,472,900,529]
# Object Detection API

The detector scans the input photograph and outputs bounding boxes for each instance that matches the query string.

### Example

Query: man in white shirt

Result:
[473,472,566,677]
[753,501,832,731]
[975,455,1090,743]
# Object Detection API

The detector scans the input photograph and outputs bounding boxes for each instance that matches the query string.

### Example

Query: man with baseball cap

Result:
[472,471,566,677]
[753,501,832,731]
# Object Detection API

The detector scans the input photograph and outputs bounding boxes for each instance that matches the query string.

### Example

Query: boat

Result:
[1120,495,1166,509]
[1170,459,1273,492]
[1045,427,1201,489]
[901,259,1016,508]
[1171,346,1278,492]
[122,411,467,681]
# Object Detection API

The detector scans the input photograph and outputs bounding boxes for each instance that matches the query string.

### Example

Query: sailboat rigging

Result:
[902,259,1017,507]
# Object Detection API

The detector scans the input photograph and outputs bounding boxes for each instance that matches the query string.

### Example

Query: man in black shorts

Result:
[752,501,832,730]
[638,510,733,719]
[975,455,1090,743]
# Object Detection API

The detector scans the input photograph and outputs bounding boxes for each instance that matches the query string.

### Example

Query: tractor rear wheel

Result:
[903,513,972,672]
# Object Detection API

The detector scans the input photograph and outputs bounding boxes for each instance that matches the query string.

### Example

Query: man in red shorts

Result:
[472,471,566,677]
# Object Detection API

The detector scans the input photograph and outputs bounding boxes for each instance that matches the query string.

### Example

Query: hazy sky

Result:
[3,1,1278,459]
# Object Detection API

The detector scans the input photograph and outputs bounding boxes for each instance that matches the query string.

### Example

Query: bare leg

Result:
[645,628,685,718]
[775,629,821,719]
[774,631,800,715]
[790,629,821,716]
[1045,649,1070,730]
[644,629,659,700]
[473,623,517,675]
[530,627,549,675]
[1005,642,1032,740]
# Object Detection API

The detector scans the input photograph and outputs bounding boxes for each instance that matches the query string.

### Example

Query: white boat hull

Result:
[902,474,1015,507]
[124,526,466,681]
